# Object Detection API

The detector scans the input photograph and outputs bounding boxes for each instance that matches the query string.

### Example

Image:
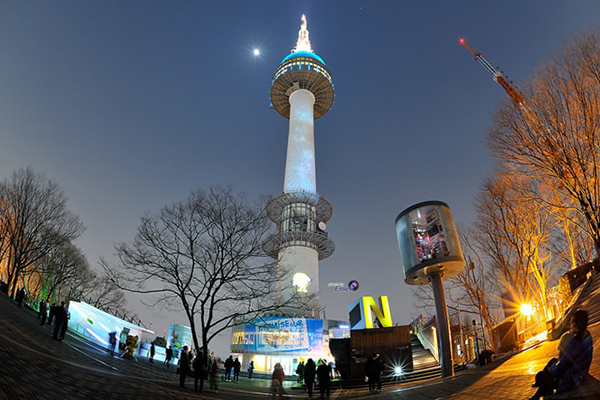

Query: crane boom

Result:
[459,38,525,107]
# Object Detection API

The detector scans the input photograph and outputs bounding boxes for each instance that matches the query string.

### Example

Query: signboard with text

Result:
[241,318,323,353]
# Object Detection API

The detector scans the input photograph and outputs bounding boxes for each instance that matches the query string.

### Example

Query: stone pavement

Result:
[1,274,600,400]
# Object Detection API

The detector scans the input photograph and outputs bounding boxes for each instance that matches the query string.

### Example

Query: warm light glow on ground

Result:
[523,330,548,349]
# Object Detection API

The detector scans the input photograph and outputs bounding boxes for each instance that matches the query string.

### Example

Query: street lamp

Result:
[520,303,534,317]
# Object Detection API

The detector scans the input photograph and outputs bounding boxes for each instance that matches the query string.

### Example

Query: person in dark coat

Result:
[248,360,255,379]
[53,302,67,340]
[108,332,117,356]
[224,355,234,381]
[48,303,56,326]
[317,359,331,399]
[304,358,316,399]
[58,307,69,340]
[165,346,173,368]
[179,346,191,388]
[233,357,241,382]
[193,351,207,392]
[149,343,155,363]
[530,309,594,399]
[39,299,48,327]
[365,353,383,393]
[209,358,219,393]
[296,360,305,382]
[17,287,26,307]
[38,299,46,319]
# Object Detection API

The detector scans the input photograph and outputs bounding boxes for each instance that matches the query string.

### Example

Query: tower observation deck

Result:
[263,15,334,317]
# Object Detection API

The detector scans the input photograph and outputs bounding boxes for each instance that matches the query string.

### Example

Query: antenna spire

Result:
[293,14,313,53]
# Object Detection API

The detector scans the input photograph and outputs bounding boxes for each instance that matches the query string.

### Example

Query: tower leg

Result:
[429,271,454,377]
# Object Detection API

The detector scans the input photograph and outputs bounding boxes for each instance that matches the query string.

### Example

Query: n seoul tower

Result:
[263,15,335,318]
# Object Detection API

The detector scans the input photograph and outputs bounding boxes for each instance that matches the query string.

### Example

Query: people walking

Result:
[108,332,117,356]
[317,359,331,399]
[304,358,316,399]
[38,299,46,320]
[149,342,155,363]
[248,360,255,379]
[17,287,26,307]
[58,306,69,341]
[53,302,67,340]
[165,346,173,368]
[224,355,233,381]
[296,360,305,382]
[233,357,241,382]
[365,353,383,393]
[39,299,48,327]
[271,362,285,400]
[48,303,56,326]
[179,346,191,388]
[209,358,219,393]
[193,351,207,392]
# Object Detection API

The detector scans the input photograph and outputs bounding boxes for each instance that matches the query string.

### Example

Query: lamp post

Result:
[468,256,487,351]
[395,201,465,377]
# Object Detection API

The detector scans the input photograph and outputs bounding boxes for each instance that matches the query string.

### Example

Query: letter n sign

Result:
[348,295,393,329]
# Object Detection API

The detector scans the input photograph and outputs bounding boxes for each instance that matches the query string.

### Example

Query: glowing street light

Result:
[520,303,534,316]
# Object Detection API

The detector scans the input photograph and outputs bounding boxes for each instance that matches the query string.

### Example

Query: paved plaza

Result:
[1,279,600,400]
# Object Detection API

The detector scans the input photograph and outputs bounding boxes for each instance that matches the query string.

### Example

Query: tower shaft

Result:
[284,89,317,193]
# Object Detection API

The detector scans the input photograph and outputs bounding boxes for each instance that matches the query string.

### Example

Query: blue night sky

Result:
[1,1,599,353]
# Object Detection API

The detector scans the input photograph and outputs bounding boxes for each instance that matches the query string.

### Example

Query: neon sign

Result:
[348,295,393,329]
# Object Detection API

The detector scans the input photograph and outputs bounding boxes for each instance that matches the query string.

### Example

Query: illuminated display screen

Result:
[167,323,193,359]
[68,301,153,348]
[239,318,323,353]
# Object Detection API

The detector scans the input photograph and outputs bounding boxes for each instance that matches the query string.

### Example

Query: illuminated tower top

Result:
[270,15,334,120]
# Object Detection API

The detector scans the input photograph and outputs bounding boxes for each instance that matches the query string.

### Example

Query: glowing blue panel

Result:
[280,51,326,65]
[68,301,153,350]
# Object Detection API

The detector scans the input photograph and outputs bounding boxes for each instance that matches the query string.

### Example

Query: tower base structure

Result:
[263,191,334,317]
[230,317,349,375]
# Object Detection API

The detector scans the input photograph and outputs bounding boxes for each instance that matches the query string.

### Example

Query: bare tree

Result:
[82,274,127,312]
[36,241,87,301]
[488,29,600,255]
[103,186,305,358]
[449,226,501,346]
[472,171,562,321]
[0,168,84,297]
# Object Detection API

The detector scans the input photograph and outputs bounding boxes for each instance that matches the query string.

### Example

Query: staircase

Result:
[411,334,439,370]
[385,334,442,384]
[551,271,600,339]
[577,272,600,327]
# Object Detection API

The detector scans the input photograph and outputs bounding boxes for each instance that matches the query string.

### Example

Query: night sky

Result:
[1,1,599,354]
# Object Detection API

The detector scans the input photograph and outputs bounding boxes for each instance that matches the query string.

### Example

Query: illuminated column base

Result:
[278,245,320,316]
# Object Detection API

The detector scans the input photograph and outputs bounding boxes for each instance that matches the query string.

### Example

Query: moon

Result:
[253,48,260,56]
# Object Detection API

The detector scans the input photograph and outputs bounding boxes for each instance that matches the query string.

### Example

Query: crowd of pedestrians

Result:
[34,296,70,342]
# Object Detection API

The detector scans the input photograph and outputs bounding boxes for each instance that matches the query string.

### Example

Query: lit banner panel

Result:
[241,318,323,353]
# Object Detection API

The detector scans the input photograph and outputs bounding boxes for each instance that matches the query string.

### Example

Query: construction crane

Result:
[459,38,525,108]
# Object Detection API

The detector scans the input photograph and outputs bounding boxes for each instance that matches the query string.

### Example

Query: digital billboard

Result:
[240,318,323,354]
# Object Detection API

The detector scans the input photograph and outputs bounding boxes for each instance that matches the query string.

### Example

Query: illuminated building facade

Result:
[263,14,335,318]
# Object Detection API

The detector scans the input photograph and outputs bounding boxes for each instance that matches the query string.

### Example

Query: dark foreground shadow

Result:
[550,375,600,399]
